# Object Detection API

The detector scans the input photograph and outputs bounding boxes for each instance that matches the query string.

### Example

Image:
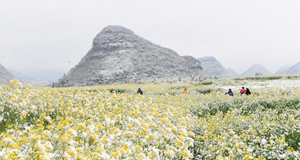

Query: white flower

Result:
[100,153,110,160]
[105,117,111,125]
[88,125,95,133]
[186,137,194,146]
[68,129,77,137]
[247,148,253,153]
[66,146,77,159]
[82,132,88,138]
[44,116,52,123]
[278,154,286,159]
[0,150,5,157]
[34,140,45,151]
[237,149,242,154]
[68,140,76,146]
[137,153,147,159]
[233,135,239,139]
[30,105,37,110]
[151,148,160,159]
[45,141,53,151]
[261,139,267,145]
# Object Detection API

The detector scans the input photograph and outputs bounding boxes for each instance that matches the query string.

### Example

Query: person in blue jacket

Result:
[226,89,233,96]
[137,88,143,95]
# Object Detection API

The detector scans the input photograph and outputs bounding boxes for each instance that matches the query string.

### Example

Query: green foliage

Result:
[168,86,188,90]
[0,104,20,132]
[196,88,214,94]
[285,131,300,150]
[200,81,213,85]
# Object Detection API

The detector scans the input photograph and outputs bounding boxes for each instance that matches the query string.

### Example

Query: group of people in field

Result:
[110,88,143,95]
[110,87,250,96]
[226,87,251,96]
[136,87,251,96]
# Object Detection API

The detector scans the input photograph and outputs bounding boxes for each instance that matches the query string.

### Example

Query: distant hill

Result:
[280,62,300,75]
[59,25,207,86]
[241,63,272,77]
[9,69,37,83]
[226,68,240,78]
[275,64,293,74]
[0,63,15,84]
[197,56,239,78]
[22,69,66,83]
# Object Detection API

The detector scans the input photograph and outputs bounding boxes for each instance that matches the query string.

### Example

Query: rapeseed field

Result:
[0,79,300,159]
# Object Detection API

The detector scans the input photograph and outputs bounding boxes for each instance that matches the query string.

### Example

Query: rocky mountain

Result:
[59,25,207,86]
[197,56,238,78]
[241,63,272,77]
[0,63,15,84]
[280,62,300,75]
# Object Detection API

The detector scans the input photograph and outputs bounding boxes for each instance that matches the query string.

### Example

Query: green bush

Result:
[196,88,214,94]
[201,81,213,85]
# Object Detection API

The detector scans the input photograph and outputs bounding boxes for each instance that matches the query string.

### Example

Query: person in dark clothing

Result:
[225,89,233,96]
[137,88,143,95]
[246,88,251,95]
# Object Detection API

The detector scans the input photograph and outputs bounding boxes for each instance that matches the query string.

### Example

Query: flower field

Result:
[1,79,300,159]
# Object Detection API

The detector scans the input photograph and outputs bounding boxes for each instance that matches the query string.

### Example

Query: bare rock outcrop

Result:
[60,26,207,86]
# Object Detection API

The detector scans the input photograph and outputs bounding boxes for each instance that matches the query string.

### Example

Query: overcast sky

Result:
[1,0,300,74]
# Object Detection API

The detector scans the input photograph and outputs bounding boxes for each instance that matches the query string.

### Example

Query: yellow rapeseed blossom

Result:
[0,79,300,159]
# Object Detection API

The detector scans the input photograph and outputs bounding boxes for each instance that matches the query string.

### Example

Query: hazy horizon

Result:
[1,0,300,75]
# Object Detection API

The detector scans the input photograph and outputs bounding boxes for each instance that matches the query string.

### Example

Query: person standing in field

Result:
[137,88,143,95]
[183,89,187,94]
[240,87,246,95]
[246,88,251,95]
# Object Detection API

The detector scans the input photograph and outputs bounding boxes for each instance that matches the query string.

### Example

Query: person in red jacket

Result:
[240,87,246,95]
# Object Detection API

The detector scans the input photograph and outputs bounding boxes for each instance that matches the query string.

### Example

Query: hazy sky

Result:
[1,0,300,74]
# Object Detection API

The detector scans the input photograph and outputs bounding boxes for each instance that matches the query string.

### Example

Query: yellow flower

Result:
[181,150,189,157]
[66,146,77,159]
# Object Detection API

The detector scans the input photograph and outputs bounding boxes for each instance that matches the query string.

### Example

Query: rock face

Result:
[241,63,272,77]
[197,56,238,78]
[60,26,207,86]
[0,63,15,84]
[280,62,300,75]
